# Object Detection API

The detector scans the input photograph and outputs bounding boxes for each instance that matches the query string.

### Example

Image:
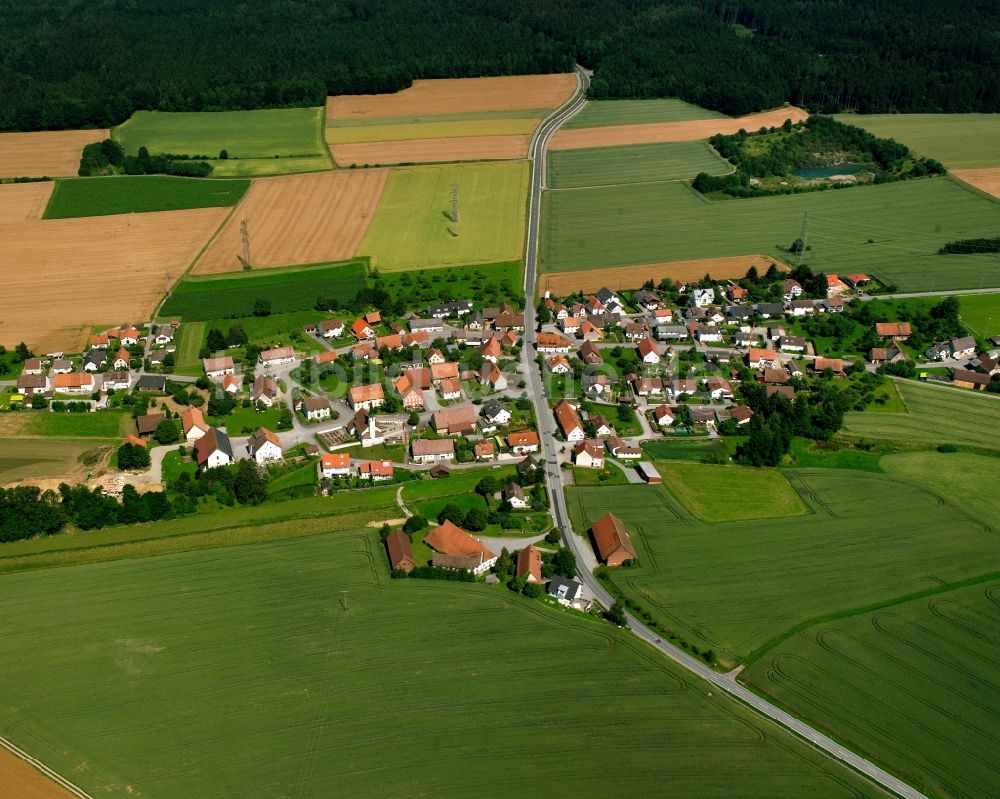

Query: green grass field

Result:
[376,260,523,307]
[0,439,112,483]
[171,321,206,374]
[357,162,529,272]
[836,113,1000,169]
[744,579,1000,799]
[220,405,282,435]
[548,141,732,189]
[43,176,249,218]
[0,531,890,798]
[567,469,1000,665]
[654,461,809,522]
[161,260,367,321]
[959,292,1000,338]
[113,107,331,177]
[0,411,130,439]
[841,379,1000,450]
[641,437,735,462]
[540,176,1000,291]
[564,98,726,129]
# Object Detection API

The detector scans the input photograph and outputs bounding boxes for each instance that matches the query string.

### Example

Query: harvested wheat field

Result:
[331,135,529,167]
[550,106,809,151]
[538,255,786,296]
[194,170,387,274]
[1,208,226,350]
[0,129,108,178]
[0,181,54,221]
[0,750,76,799]
[952,168,1000,200]
[327,73,577,120]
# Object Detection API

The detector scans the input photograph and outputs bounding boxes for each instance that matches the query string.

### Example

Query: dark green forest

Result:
[2,0,999,131]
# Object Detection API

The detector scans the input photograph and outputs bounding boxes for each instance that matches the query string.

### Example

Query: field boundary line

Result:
[0,735,94,799]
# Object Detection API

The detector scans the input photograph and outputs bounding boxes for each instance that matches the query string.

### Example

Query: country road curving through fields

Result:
[520,65,930,799]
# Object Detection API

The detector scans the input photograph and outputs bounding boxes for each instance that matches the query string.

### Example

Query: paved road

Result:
[520,66,928,799]
[861,286,1000,300]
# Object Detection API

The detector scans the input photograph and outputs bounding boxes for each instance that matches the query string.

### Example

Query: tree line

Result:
[2,1,998,133]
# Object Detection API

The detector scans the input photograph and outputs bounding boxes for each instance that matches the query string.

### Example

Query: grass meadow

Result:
[376,260,524,307]
[0,531,889,798]
[959,292,1000,337]
[841,379,1000,450]
[564,98,726,129]
[0,410,130,439]
[113,107,331,177]
[547,140,731,189]
[357,161,529,272]
[43,176,249,218]
[835,113,1000,169]
[540,176,1000,291]
[161,259,367,321]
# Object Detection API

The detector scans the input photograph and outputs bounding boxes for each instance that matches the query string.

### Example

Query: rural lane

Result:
[520,66,929,799]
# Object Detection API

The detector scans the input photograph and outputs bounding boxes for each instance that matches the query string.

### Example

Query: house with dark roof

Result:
[194,427,233,469]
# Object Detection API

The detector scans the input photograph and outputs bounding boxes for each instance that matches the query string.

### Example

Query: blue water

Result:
[793,163,870,179]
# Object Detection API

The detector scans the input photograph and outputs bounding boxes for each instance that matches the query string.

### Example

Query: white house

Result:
[248,428,283,464]
[691,288,716,307]
[321,452,351,478]
[204,356,235,378]
[181,407,210,441]
[637,337,660,364]
[299,396,332,421]
[573,440,605,469]
[194,428,233,470]
[503,482,528,509]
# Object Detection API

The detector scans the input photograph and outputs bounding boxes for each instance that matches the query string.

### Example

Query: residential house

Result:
[54,372,95,394]
[351,318,375,340]
[402,331,430,349]
[480,337,501,362]
[733,330,755,348]
[573,439,605,469]
[516,544,543,583]
[766,385,796,400]
[259,346,295,367]
[135,375,166,392]
[579,320,605,341]
[89,333,109,349]
[352,343,375,360]
[147,349,170,369]
[299,396,332,421]
[101,371,129,390]
[869,346,904,365]
[248,427,283,463]
[425,520,497,575]
[119,326,141,346]
[318,319,345,338]
[375,334,403,352]
[634,290,660,312]
[321,452,351,478]
[652,405,675,427]
[668,378,698,401]
[845,274,871,288]
[823,298,845,313]
[590,513,637,567]
[252,375,279,407]
[607,436,641,459]
[748,347,781,370]
[548,577,584,606]
[112,347,131,370]
[181,406,209,441]
[637,337,660,364]
[695,324,723,344]
[21,358,43,375]
[560,316,581,335]
[595,287,623,314]
[409,318,444,335]
[584,374,613,399]
[517,455,541,478]
[503,482,528,509]
[481,399,512,428]
[762,367,789,385]
[952,369,992,390]
[782,279,803,302]
[546,354,571,374]
[790,299,817,316]
[536,332,572,354]
[431,361,460,383]
[411,438,456,464]
[924,342,952,361]
[555,399,585,441]
[875,322,912,341]
[16,373,47,394]
[480,363,508,391]
[589,414,614,437]
[691,287,715,307]
[826,275,849,296]
[950,336,977,360]
[432,405,477,436]
[508,430,540,455]
[813,357,846,376]
[655,324,689,341]
[349,383,385,411]
[474,440,496,461]
[222,374,240,394]
[727,404,754,425]
[705,376,733,400]
[779,335,807,353]
[82,350,106,372]
[427,300,473,318]
[50,358,73,374]
[386,530,415,573]
[357,460,394,481]
[632,376,664,398]
[438,378,462,400]
[579,340,603,365]
[315,351,337,366]
[755,303,785,320]
[726,306,753,324]
[204,356,235,378]
[152,324,174,345]
[194,427,233,469]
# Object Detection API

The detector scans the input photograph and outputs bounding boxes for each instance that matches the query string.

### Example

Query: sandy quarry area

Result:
[952,167,1000,200]
[0,207,227,351]
[0,129,109,178]
[538,254,786,296]
[330,135,530,166]
[193,170,387,274]
[0,181,54,221]
[550,106,810,150]
[327,73,577,120]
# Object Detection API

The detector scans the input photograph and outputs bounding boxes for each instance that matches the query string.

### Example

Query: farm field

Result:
[653,461,808,522]
[378,260,523,308]
[959,292,1000,337]
[326,117,537,144]
[551,106,808,150]
[357,161,529,272]
[548,140,731,189]
[330,134,530,167]
[564,98,726,129]
[326,73,577,120]
[162,259,367,321]
[0,411,131,440]
[744,579,1000,799]
[0,129,109,178]
[950,168,1000,200]
[567,469,1000,665]
[539,176,1000,291]
[193,171,386,274]
[537,254,783,296]
[841,379,1000,450]
[0,532,890,798]
[0,748,74,799]
[0,207,226,350]
[0,439,113,486]
[43,176,250,218]
[113,108,330,177]
[0,181,54,221]
[835,113,1000,169]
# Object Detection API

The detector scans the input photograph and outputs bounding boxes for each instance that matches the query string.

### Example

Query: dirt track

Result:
[1,207,227,351]
[330,135,529,166]
[550,106,809,150]
[0,749,76,799]
[194,170,387,274]
[538,254,787,296]
[0,129,109,178]
[327,74,577,119]
[952,168,1000,200]
[0,181,54,221]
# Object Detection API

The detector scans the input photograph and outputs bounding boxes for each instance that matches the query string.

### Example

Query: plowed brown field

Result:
[0,750,75,799]
[1,208,227,350]
[327,73,577,119]
[0,129,108,178]
[538,255,786,296]
[550,106,809,150]
[952,168,1000,200]
[0,181,54,221]
[330,135,529,166]
[194,170,387,274]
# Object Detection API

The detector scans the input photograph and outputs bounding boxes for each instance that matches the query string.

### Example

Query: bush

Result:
[544,529,560,545]
[403,515,428,534]
[937,443,958,453]
[116,443,150,470]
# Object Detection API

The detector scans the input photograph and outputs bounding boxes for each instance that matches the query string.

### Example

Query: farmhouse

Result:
[16,373,47,394]
[655,324,689,341]
[875,322,912,341]
[136,413,165,437]
[375,334,403,352]
[431,361,460,383]
[516,544,543,583]
[591,512,637,567]
[507,430,540,454]
[394,375,424,410]
[248,427,283,463]
[315,351,338,365]
[869,346,904,365]
[181,406,209,441]
[299,396,332,421]
[813,357,846,377]
[52,371,95,395]
[259,346,295,367]
[573,440,605,469]
[318,319,346,338]
[427,299,473,318]
[386,530,415,573]
[425,520,497,575]
[21,358,43,375]
[357,460,394,481]
[136,375,166,392]
[950,336,977,359]
[952,369,992,390]
[432,405,477,436]
[204,356,235,378]
[409,318,444,334]
[252,375,279,407]
[607,436,641,459]
[194,427,233,469]
[411,438,456,464]
[349,383,385,411]
[536,332,572,354]
[321,452,351,477]
[554,399,584,441]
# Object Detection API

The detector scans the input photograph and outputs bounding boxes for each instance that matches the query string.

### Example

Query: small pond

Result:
[792,163,871,179]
